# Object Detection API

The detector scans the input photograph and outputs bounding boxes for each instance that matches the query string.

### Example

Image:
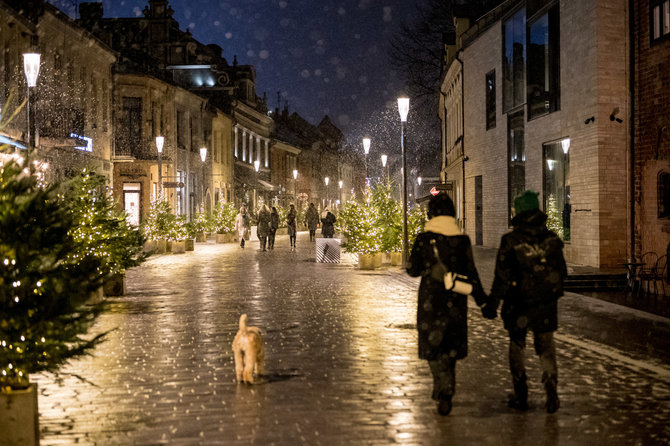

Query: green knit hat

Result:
[514,190,539,215]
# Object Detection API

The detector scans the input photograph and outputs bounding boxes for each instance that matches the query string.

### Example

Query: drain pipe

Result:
[629,0,636,260]
[455,49,466,231]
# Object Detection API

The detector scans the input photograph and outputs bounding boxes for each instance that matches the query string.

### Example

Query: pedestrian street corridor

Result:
[33,233,670,445]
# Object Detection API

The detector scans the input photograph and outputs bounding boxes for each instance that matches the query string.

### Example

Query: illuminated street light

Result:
[293,169,298,201]
[417,176,422,186]
[362,137,371,187]
[23,53,40,147]
[254,160,260,172]
[338,179,343,207]
[397,96,410,267]
[200,147,208,210]
[155,136,164,197]
[324,176,329,208]
[381,154,389,183]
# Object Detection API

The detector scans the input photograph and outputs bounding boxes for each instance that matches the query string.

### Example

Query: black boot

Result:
[437,395,452,416]
[508,374,529,411]
[545,377,560,414]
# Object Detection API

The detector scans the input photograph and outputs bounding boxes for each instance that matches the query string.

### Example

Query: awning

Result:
[257,179,276,191]
[0,135,27,150]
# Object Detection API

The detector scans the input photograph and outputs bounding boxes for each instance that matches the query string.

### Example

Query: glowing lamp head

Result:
[417,177,422,185]
[397,96,410,122]
[200,147,207,162]
[23,53,40,87]
[324,177,329,186]
[338,180,343,188]
[254,160,260,172]
[381,154,387,167]
[155,136,164,153]
[362,138,371,155]
[561,138,570,154]
[293,169,298,180]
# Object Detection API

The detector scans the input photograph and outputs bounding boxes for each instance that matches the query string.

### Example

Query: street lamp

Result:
[338,179,343,207]
[293,169,298,203]
[362,137,371,187]
[381,154,388,183]
[155,136,164,198]
[561,138,570,239]
[397,96,410,267]
[200,147,207,210]
[417,176,422,186]
[324,176,329,208]
[23,53,40,147]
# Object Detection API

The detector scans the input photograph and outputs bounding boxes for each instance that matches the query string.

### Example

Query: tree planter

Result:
[171,240,186,254]
[184,239,195,251]
[390,252,402,266]
[144,239,167,254]
[87,286,104,304]
[358,253,377,270]
[373,252,383,268]
[0,384,39,446]
[195,232,207,243]
[103,272,126,296]
[216,232,235,243]
[382,253,391,265]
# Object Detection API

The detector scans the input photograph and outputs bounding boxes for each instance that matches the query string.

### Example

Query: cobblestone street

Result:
[34,233,670,445]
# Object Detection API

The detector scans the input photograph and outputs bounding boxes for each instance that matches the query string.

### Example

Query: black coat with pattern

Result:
[407,230,488,361]
[490,209,567,333]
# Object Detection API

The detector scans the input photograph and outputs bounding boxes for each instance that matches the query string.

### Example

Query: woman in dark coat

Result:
[305,203,320,241]
[256,204,271,251]
[287,204,297,249]
[406,193,494,415]
[268,206,279,250]
[320,208,336,238]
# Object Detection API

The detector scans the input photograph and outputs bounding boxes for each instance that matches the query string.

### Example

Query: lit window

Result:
[652,0,670,41]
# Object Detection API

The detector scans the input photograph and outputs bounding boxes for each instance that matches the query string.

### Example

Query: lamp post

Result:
[200,147,207,211]
[381,154,388,183]
[155,136,164,198]
[293,169,298,205]
[338,179,343,208]
[23,53,40,147]
[324,176,329,209]
[253,159,260,209]
[397,96,410,267]
[561,138,570,239]
[362,137,370,188]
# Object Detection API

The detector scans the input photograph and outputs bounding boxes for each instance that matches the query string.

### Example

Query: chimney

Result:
[79,2,103,21]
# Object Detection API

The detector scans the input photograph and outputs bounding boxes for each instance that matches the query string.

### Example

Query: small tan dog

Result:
[232,314,265,384]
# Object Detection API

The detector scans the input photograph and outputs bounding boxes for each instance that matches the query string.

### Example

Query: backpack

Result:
[512,235,565,306]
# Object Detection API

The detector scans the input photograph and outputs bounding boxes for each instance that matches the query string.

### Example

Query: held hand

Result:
[481,303,497,320]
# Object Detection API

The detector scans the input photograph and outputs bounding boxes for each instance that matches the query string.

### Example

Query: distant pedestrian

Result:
[406,192,494,416]
[489,190,567,414]
[268,206,279,250]
[287,204,297,249]
[305,203,319,242]
[256,204,271,251]
[320,208,336,238]
[235,205,251,248]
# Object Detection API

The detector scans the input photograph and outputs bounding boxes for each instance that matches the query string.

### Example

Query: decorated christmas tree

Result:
[142,195,175,241]
[212,202,237,234]
[338,186,382,254]
[371,182,402,253]
[0,157,108,389]
[546,193,564,240]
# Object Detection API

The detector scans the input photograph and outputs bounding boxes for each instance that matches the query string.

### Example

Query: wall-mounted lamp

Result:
[584,116,595,124]
[610,107,623,123]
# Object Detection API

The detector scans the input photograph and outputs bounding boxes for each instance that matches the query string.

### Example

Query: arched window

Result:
[658,171,670,219]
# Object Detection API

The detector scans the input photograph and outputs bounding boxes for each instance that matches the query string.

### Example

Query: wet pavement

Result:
[33,232,670,445]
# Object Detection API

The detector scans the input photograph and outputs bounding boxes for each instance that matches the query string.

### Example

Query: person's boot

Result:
[437,395,452,416]
[545,377,560,414]
[508,374,529,411]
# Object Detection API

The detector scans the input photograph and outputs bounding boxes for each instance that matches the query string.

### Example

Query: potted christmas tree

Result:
[142,197,174,253]
[193,211,213,242]
[0,157,110,444]
[338,190,382,270]
[213,202,237,243]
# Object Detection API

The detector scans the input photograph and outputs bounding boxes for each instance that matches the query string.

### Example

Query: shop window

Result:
[543,138,571,240]
[658,171,670,218]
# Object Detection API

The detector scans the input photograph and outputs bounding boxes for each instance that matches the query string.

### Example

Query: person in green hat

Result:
[488,190,567,413]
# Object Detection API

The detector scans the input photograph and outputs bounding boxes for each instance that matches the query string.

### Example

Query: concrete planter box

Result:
[0,383,39,446]
[195,233,207,243]
[373,252,383,268]
[184,239,195,251]
[216,232,235,243]
[382,253,391,265]
[144,239,167,254]
[390,252,402,266]
[358,253,377,270]
[87,286,104,304]
[103,273,126,296]
[170,240,186,254]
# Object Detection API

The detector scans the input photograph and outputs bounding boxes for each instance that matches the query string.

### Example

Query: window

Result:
[507,110,525,221]
[543,139,571,241]
[527,5,560,119]
[658,171,670,218]
[177,110,185,148]
[486,70,496,130]
[503,8,526,112]
[116,97,142,157]
[652,0,670,42]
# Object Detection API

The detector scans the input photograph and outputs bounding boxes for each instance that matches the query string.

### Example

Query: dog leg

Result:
[233,347,244,382]
[255,346,265,377]
[243,349,256,384]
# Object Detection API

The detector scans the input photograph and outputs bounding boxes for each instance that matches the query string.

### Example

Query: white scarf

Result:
[424,215,462,236]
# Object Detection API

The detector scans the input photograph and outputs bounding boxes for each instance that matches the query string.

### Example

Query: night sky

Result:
[50,0,424,140]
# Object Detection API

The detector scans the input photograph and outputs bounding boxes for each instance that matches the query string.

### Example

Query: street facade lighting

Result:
[324,176,329,208]
[200,147,208,210]
[417,176,422,186]
[381,154,389,184]
[338,179,343,207]
[254,160,260,172]
[155,136,164,198]
[293,169,298,202]
[362,137,371,187]
[397,96,410,267]
[23,53,40,147]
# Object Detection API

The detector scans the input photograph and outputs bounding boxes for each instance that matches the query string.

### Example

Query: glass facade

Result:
[543,139,571,241]
[486,70,496,130]
[503,8,526,112]
[527,5,560,120]
[507,110,525,221]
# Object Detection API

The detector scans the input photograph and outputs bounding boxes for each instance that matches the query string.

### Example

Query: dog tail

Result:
[239,314,248,331]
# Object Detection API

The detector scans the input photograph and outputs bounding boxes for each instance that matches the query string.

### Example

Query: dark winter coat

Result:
[257,207,271,238]
[407,216,488,361]
[321,212,336,237]
[306,206,319,230]
[287,209,297,236]
[270,210,279,232]
[490,209,567,334]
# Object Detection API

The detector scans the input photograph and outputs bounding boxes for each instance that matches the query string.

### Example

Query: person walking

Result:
[268,206,279,250]
[235,205,250,248]
[305,203,319,242]
[287,204,297,249]
[489,190,567,414]
[406,193,495,416]
[320,208,336,238]
[256,204,271,252]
